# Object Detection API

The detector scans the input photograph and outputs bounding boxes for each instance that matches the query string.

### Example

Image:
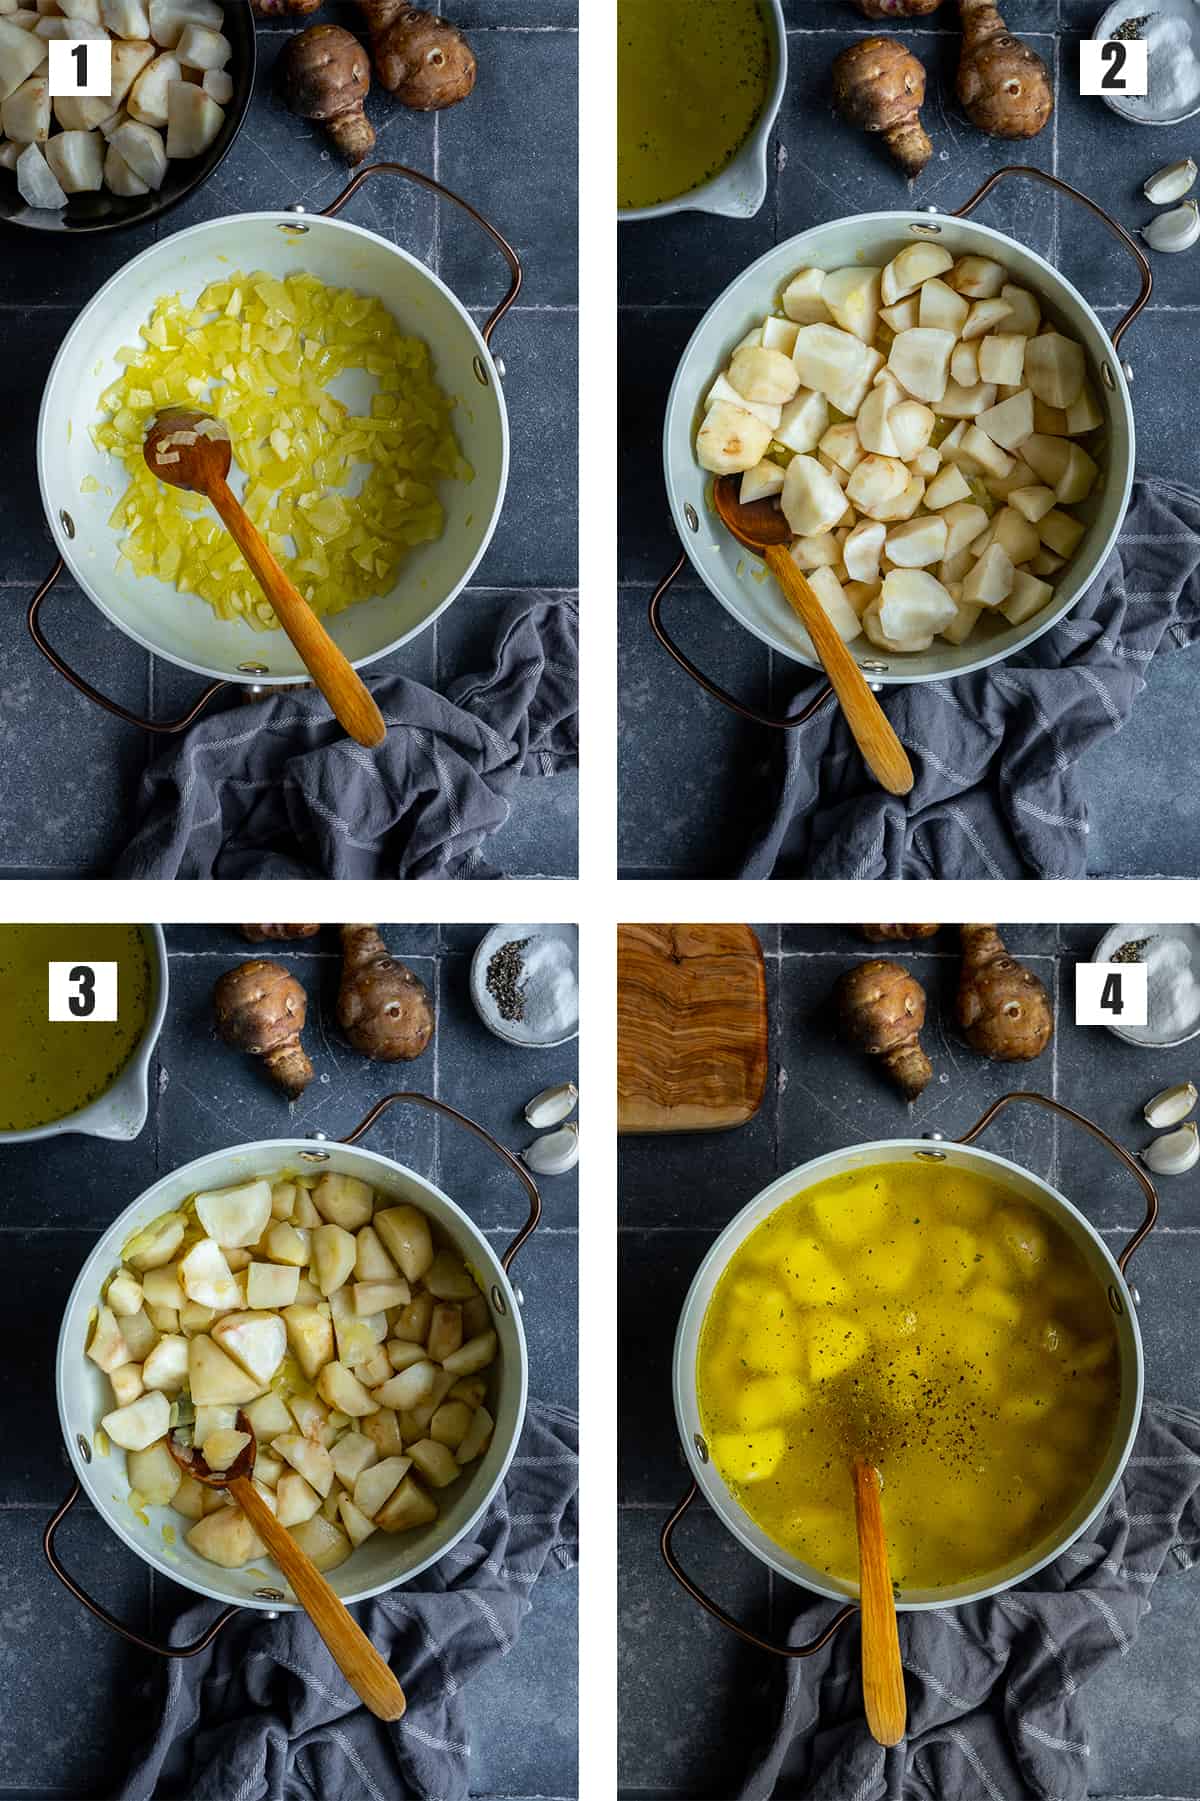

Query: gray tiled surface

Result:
[0,924,577,1800]
[619,924,1200,1799]
[0,5,578,879]
[618,3,1200,878]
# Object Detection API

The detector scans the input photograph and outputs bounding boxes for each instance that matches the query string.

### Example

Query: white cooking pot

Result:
[46,1093,539,1656]
[663,1093,1157,1658]
[0,925,167,1145]
[30,163,520,731]
[651,168,1153,726]
[618,0,787,223]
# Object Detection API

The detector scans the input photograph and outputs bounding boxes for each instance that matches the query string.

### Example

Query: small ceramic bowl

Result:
[618,0,787,223]
[470,925,580,1049]
[1093,3,1200,126]
[0,0,256,234]
[1091,923,1200,1048]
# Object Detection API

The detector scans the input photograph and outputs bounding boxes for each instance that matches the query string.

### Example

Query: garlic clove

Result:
[524,1081,579,1129]
[1144,158,1198,206]
[523,1122,579,1177]
[1143,1081,1198,1129]
[1141,1121,1200,1176]
[1142,200,1200,254]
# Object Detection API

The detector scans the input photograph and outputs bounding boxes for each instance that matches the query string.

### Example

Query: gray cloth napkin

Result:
[743,1396,1200,1801]
[122,1399,578,1801]
[111,593,578,881]
[740,478,1200,879]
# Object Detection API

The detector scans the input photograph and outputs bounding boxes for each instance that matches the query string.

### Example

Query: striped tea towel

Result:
[112,593,578,881]
[744,1397,1200,1801]
[122,1400,578,1801]
[741,479,1200,879]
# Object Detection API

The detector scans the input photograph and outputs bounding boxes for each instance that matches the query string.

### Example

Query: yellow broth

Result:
[697,1160,1120,1592]
[0,925,152,1130]
[618,0,770,211]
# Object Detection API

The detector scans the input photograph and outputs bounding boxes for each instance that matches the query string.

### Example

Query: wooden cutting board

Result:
[617,924,768,1134]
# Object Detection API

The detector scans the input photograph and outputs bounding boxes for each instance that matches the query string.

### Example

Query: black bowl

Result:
[0,0,256,234]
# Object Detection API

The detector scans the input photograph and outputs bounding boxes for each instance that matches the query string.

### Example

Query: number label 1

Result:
[1079,37,1148,97]
[48,961,119,1023]
[47,37,112,98]
[1076,961,1149,1028]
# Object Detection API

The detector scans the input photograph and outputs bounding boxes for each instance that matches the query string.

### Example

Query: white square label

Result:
[48,961,119,1022]
[1076,961,1149,1027]
[1080,38,1148,96]
[48,37,112,99]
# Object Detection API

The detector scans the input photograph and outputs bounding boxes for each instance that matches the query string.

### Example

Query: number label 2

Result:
[1079,38,1148,97]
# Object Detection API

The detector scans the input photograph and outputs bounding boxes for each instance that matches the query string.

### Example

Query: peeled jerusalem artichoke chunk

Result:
[956,0,1053,140]
[834,959,933,1100]
[337,924,435,1062]
[358,2,475,110]
[955,924,1053,1060]
[278,23,375,164]
[832,36,932,179]
[213,959,314,1099]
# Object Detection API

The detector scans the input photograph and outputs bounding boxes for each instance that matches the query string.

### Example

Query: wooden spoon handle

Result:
[206,476,387,749]
[764,545,914,796]
[231,1476,406,1721]
[852,1458,906,1748]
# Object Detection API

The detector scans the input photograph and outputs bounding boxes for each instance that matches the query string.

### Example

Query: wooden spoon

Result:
[169,1412,406,1722]
[712,476,914,795]
[852,1456,906,1747]
[144,408,387,749]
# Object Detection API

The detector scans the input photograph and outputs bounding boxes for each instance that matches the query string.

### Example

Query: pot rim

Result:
[618,0,788,223]
[672,1135,1144,1611]
[56,1135,529,1610]
[35,210,511,684]
[0,924,168,1145]
[662,203,1136,683]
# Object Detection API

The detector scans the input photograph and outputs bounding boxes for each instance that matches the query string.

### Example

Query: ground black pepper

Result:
[486,937,530,1022]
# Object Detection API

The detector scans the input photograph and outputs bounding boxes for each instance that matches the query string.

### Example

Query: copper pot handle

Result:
[320,161,523,348]
[648,553,835,730]
[27,560,228,733]
[43,1481,239,1657]
[660,1482,857,1655]
[337,1091,542,1271]
[950,166,1152,351]
[955,1090,1158,1273]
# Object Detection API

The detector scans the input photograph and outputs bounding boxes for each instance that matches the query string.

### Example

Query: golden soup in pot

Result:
[696,1160,1120,1593]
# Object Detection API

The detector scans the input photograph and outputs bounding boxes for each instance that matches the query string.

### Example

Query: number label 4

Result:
[1076,961,1149,1028]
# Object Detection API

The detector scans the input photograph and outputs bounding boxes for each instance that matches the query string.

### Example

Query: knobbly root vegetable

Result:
[356,2,475,110]
[955,924,1053,1060]
[861,925,940,942]
[337,924,435,1061]
[241,925,321,942]
[832,37,932,179]
[213,960,314,1098]
[278,23,374,163]
[857,0,943,14]
[250,0,321,14]
[956,0,1053,140]
[834,960,933,1101]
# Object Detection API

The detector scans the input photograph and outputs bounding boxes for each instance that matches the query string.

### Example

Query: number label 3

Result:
[1076,961,1149,1028]
[1079,38,1149,97]
[48,962,119,1022]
